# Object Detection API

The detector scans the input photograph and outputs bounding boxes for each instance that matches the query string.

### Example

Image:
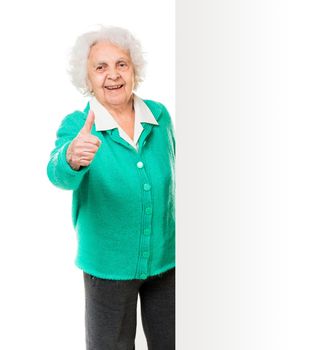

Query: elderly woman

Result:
[47,25,175,350]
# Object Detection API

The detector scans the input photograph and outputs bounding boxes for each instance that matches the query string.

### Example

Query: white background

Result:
[0,1,174,349]
[177,0,333,349]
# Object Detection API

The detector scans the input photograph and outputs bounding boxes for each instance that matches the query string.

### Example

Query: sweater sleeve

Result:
[160,103,176,157]
[47,111,91,191]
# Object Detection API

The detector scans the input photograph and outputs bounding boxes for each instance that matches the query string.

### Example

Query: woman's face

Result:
[87,41,135,110]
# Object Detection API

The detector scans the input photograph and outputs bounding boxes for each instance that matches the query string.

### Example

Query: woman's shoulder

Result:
[143,98,167,110]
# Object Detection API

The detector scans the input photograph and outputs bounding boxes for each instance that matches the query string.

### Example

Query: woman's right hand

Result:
[66,111,101,170]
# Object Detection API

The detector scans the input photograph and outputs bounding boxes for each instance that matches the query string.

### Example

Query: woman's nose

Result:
[107,69,120,80]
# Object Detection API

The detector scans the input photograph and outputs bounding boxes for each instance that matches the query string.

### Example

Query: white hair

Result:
[68,25,146,96]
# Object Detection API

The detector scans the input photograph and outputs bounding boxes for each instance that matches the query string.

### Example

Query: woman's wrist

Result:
[66,143,81,170]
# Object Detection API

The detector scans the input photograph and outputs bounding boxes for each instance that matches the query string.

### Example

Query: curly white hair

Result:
[68,25,146,96]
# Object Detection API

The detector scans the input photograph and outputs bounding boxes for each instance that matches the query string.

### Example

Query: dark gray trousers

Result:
[83,267,175,350]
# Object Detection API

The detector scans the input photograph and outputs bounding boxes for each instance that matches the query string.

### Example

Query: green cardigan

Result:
[47,100,175,280]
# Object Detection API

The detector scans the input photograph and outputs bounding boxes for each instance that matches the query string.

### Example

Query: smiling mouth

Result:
[105,84,124,90]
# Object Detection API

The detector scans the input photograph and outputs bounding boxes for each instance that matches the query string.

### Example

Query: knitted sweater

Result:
[47,99,175,280]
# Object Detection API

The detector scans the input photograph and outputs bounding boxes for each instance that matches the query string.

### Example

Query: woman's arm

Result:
[47,111,92,191]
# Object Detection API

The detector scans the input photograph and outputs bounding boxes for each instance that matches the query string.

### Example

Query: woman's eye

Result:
[96,66,104,71]
[118,62,127,68]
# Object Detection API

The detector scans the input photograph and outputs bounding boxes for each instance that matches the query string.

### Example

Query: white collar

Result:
[90,94,159,132]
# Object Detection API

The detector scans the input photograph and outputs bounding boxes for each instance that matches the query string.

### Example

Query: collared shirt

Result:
[89,94,159,150]
[47,99,175,280]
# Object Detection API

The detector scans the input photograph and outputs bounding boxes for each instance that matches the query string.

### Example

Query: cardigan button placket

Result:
[136,156,153,279]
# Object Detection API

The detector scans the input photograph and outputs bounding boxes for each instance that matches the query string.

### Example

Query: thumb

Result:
[81,110,95,134]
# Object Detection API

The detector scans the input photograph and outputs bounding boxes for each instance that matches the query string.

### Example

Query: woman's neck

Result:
[105,96,134,122]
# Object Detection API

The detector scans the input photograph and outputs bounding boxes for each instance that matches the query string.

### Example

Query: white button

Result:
[137,161,144,168]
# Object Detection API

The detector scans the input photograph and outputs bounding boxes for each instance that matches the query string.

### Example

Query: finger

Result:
[81,151,97,159]
[80,110,95,134]
[83,136,101,147]
[75,143,99,152]
[83,144,99,152]
[77,134,101,146]
[79,159,91,167]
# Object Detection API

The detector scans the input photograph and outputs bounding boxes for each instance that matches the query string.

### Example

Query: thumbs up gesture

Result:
[66,110,101,170]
